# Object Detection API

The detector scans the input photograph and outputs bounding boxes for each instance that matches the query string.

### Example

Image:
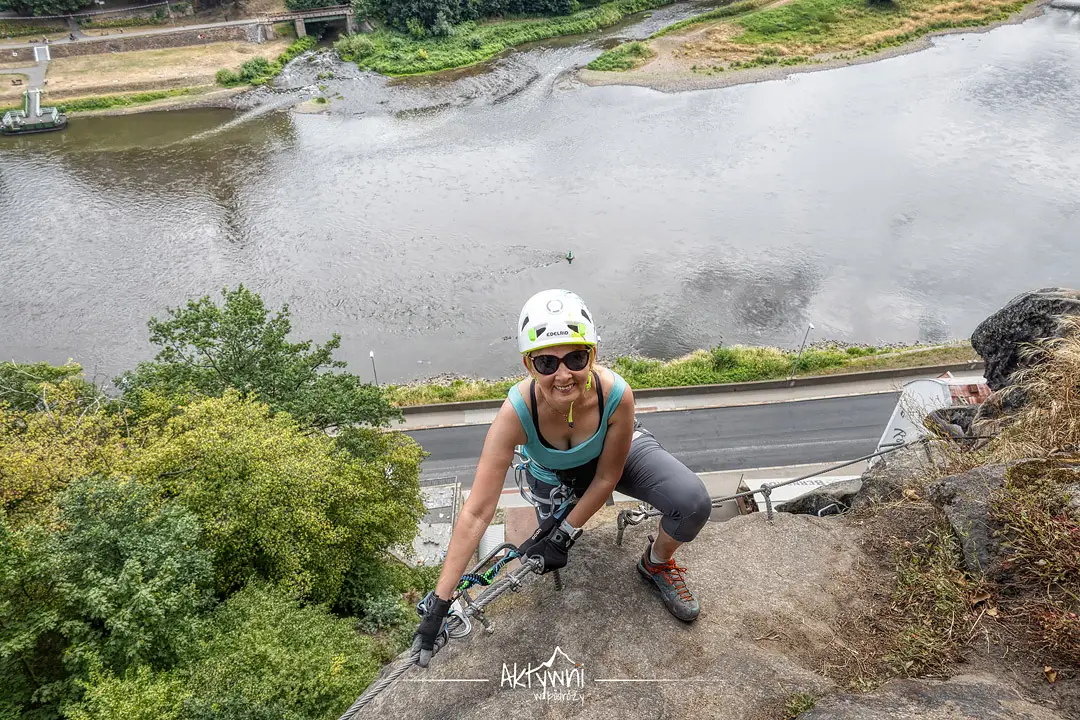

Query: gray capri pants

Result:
[526,425,712,543]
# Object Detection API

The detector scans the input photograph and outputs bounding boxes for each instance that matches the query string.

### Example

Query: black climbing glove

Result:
[521,516,577,575]
[517,512,560,557]
[411,592,452,668]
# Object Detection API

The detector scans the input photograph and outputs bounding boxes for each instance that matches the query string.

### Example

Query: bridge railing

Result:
[262,5,352,22]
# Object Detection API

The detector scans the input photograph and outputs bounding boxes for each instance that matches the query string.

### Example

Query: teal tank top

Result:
[507,370,628,486]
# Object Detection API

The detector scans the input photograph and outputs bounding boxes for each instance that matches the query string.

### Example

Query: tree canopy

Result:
[0,0,91,17]
[117,285,399,430]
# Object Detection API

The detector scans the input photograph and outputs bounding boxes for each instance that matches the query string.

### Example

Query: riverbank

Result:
[0,39,296,116]
[333,0,676,75]
[387,341,978,406]
[581,0,1047,92]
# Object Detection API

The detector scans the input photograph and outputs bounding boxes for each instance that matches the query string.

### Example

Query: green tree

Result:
[0,0,90,16]
[0,362,96,413]
[0,378,125,523]
[124,391,425,603]
[117,285,399,431]
[0,476,214,719]
[284,0,340,9]
[70,584,386,720]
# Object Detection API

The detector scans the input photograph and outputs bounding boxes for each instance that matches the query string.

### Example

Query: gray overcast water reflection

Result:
[2,8,1080,382]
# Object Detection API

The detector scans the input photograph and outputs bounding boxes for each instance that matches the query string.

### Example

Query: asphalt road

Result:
[406,392,900,487]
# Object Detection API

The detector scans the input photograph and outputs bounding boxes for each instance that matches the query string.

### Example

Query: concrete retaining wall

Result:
[400,361,987,416]
[48,23,260,58]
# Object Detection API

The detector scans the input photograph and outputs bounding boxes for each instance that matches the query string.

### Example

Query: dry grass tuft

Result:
[988,317,1080,462]
[886,518,978,676]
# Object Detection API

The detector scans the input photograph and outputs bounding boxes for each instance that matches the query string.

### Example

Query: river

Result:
[2,6,1079,383]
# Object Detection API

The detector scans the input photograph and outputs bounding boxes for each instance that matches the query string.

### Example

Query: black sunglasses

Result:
[530,349,591,375]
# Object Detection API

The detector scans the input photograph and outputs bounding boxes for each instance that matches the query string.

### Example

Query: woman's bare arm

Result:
[432,400,524,600]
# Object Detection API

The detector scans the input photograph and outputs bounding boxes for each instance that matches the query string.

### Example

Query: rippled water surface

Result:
[3,8,1080,382]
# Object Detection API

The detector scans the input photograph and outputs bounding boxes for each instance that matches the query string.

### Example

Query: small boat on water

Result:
[1,88,67,136]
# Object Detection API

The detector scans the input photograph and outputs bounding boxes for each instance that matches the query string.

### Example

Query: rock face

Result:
[971,288,1080,391]
[927,464,1007,575]
[798,674,1066,720]
[362,512,871,719]
[854,444,938,509]
[925,406,978,441]
[778,478,863,516]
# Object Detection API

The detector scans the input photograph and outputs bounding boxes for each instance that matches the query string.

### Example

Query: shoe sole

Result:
[637,559,699,623]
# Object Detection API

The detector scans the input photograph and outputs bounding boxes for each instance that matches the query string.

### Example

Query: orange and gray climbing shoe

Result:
[637,535,699,622]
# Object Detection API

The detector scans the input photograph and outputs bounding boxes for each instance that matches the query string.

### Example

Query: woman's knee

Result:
[681,480,713,534]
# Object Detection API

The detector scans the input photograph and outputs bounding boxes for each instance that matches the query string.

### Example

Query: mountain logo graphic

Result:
[500,646,585,690]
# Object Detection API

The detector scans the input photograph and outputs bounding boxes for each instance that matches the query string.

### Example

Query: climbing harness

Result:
[615,437,931,546]
[513,446,578,523]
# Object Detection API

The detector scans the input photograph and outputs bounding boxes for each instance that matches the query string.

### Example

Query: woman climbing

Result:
[412,289,713,667]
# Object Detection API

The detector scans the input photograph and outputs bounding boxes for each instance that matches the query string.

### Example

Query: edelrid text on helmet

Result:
[517,289,598,355]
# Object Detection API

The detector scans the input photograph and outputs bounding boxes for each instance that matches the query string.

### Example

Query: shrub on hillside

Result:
[284,0,339,9]
[124,391,425,603]
[0,377,125,522]
[70,584,386,720]
[0,476,214,716]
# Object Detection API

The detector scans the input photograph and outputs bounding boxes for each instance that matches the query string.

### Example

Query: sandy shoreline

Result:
[578,0,1052,93]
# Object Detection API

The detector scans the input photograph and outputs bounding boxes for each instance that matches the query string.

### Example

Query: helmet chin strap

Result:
[567,360,594,428]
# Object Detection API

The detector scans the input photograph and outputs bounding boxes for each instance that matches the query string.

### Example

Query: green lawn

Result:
[592,0,1032,73]
[387,342,977,406]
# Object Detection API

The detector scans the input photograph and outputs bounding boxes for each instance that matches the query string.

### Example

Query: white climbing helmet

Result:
[517,289,598,354]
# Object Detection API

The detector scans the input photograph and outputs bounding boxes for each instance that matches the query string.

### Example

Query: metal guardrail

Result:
[263,5,353,21]
[615,438,929,545]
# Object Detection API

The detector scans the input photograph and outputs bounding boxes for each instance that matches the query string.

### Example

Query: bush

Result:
[285,0,340,8]
[239,56,272,82]
[215,68,241,86]
[710,346,739,372]
[70,584,386,720]
[78,15,166,29]
[354,590,414,634]
[0,477,214,717]
[213,36,317,88]
[0,20,65,37]
[124,391,425,603]
[343,34,375,56]
[334,552,439,618]
[406,17,426,37]
[0,377,125,522]
[185,584,385,717]
[339,0,675,75]
[586,40,653,71]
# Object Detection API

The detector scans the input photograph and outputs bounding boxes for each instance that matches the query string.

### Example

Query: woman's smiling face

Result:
[525,344,593,404]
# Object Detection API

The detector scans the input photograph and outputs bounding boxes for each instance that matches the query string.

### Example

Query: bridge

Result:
[262,5,357,37]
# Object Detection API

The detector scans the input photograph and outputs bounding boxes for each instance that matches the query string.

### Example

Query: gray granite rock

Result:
[797,674,1066,720]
